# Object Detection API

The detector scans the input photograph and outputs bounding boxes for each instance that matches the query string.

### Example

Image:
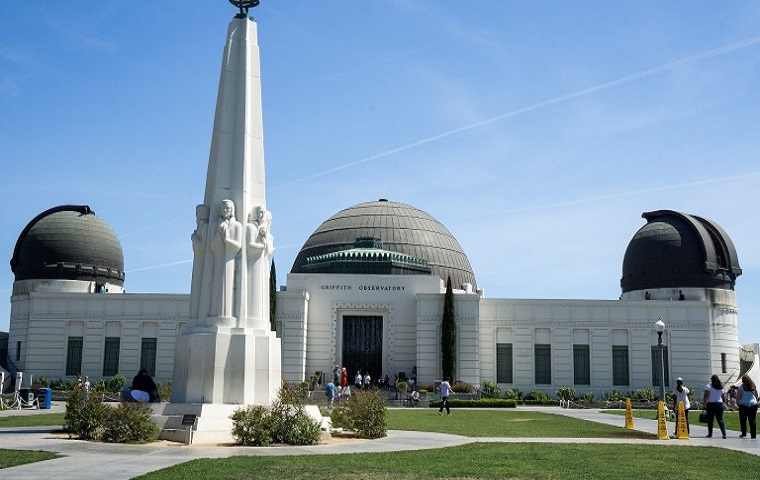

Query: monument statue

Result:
[209,199,242,320]
[246,206,274,329]
[189,204,210,321]
[229,0,260,18]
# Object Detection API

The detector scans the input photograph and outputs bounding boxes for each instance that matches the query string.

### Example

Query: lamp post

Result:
[655,318,666,402]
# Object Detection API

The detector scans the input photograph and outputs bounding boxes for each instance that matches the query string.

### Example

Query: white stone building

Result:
[4,199,754,398]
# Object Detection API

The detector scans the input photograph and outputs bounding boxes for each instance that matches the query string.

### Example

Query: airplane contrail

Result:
[271,36,760,190]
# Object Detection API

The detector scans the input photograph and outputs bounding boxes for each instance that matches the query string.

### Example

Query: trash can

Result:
[18,388,35,404]
[37,387,52,409]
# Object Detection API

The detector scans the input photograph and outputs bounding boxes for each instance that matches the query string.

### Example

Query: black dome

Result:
[10,205,125,285]
[621,210,741,293]
[291,200,477,290]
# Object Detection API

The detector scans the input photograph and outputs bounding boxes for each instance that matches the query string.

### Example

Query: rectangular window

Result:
[612,345,629,386]
[650,346,670,388]
[573,344,590,385]
[102,337,120,376]
[15,341,21,361]
[66,337,84,376]
[721,353,727,374]
[535,344,551,385]
[496,343,513,383]
[140,338,157,377]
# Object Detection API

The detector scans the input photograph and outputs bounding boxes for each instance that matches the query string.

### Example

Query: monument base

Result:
[171,327,281,405]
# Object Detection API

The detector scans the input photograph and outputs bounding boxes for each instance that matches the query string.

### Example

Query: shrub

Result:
[633,387,657,403]
[230,383,321,446]
[502,388,522,400]
[603,390,625,402]
[396,381,408,393]
[556,386,575,401]
[100,402,159,443]
[418,381,435,392]
[32,376,51,389]
[452,382,473,393]
[64,387,107,440]
[526,390,551,403]
[231,405,273,446]
[430,398,517,408]
[106,374,126,393]
[579,391,596,403]
[331,390,387,439]
[157,380,172,402]
[481,380,501,399]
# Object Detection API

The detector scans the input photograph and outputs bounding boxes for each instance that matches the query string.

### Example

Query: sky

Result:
[1,2,759,342]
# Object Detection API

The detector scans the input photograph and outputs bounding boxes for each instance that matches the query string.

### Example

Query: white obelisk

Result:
[170,9,281,412]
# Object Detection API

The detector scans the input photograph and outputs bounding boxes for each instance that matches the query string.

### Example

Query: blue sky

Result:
[2,1,759,343]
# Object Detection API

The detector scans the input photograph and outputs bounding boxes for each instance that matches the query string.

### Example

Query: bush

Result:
[157,380,172,402]
[418,382,436,392]
[430,398,517,408]
[100,402,159,443]
[106,374,126,393]
[526,390,551,403]
[481,380,501,399]
[396,381,408,393]
[556,386,575,401]
[452,382,473,393]
[230,383,321,446]
[603,390,625,402]
[64,387,107,440]
[231,405,273,446]
[502,388,522,400]
[331,390,387,439]
[32,376,51,389]
[579,391,596,403]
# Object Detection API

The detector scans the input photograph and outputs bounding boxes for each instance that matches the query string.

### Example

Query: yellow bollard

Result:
[657,401,670,440]
[675,401,689,439]
[625,398,634,429]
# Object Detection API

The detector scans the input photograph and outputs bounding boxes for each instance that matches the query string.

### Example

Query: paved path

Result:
[1,403,758,479]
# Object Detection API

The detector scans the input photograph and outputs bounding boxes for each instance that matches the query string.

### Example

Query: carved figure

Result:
[246,206,274,328]
[210,199,242,318]
[189,204,210,320]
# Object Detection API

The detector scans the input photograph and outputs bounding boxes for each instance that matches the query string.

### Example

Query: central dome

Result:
[291,199,477,289]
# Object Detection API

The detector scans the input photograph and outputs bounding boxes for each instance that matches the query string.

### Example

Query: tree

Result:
[269,259,277,331]
[441,276,456,380]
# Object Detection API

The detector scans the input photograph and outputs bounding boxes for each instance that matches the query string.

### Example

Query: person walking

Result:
[735,374,758,439]
[438,377,454,416]
[354,371,363,390]
[672,377,691,434]
[325,380,336,409]
[702,374,727,439]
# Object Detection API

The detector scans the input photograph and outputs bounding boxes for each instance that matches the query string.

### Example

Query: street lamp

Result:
[655,318,666,402]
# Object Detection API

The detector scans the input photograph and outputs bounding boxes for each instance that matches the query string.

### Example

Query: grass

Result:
[603,408,741,432]
[387,408,654,438]
[0,413,65,428]
[0,449,61,469]
[133,443,760,480]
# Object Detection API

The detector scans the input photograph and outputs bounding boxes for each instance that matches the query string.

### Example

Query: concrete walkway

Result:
[1,403,758,480]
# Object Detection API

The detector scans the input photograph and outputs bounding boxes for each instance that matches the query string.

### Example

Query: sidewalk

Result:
[1,404,758,480]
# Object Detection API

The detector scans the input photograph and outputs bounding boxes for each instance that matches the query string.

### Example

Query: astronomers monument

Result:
[163,1,281,441]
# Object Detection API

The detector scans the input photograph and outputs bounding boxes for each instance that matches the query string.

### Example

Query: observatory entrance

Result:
[342,315,383,383]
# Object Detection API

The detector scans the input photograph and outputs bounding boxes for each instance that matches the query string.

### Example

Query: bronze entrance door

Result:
[342,315,383,385]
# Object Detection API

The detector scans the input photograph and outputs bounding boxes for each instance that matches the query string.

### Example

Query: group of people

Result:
[672,373,758,439]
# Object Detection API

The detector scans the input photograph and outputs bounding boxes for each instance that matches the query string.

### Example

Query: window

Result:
[103,337,120,376]
[140,338,157,377]
[496,343,513,383]
[535,344,551,385]
[650,346,670,388]
[66,337,84,376]
[573,344,590,385]
[721,353,727,374]
[15,341,21,361]
[612,345,629,386]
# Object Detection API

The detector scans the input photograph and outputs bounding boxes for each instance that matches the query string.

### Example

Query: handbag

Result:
[698,411,708,423]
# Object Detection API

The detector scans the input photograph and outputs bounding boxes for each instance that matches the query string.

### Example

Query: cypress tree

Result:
[269,259,277,331]
[441,276,456,380]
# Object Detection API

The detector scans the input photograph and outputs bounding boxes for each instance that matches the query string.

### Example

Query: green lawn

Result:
[388,408,654,438]
[603,409,741,432]
[0,413,65,428]
[0,449,61,469]
[133,443,760,480]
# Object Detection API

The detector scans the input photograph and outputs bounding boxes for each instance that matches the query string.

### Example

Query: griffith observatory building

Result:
[3,200,757,397]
